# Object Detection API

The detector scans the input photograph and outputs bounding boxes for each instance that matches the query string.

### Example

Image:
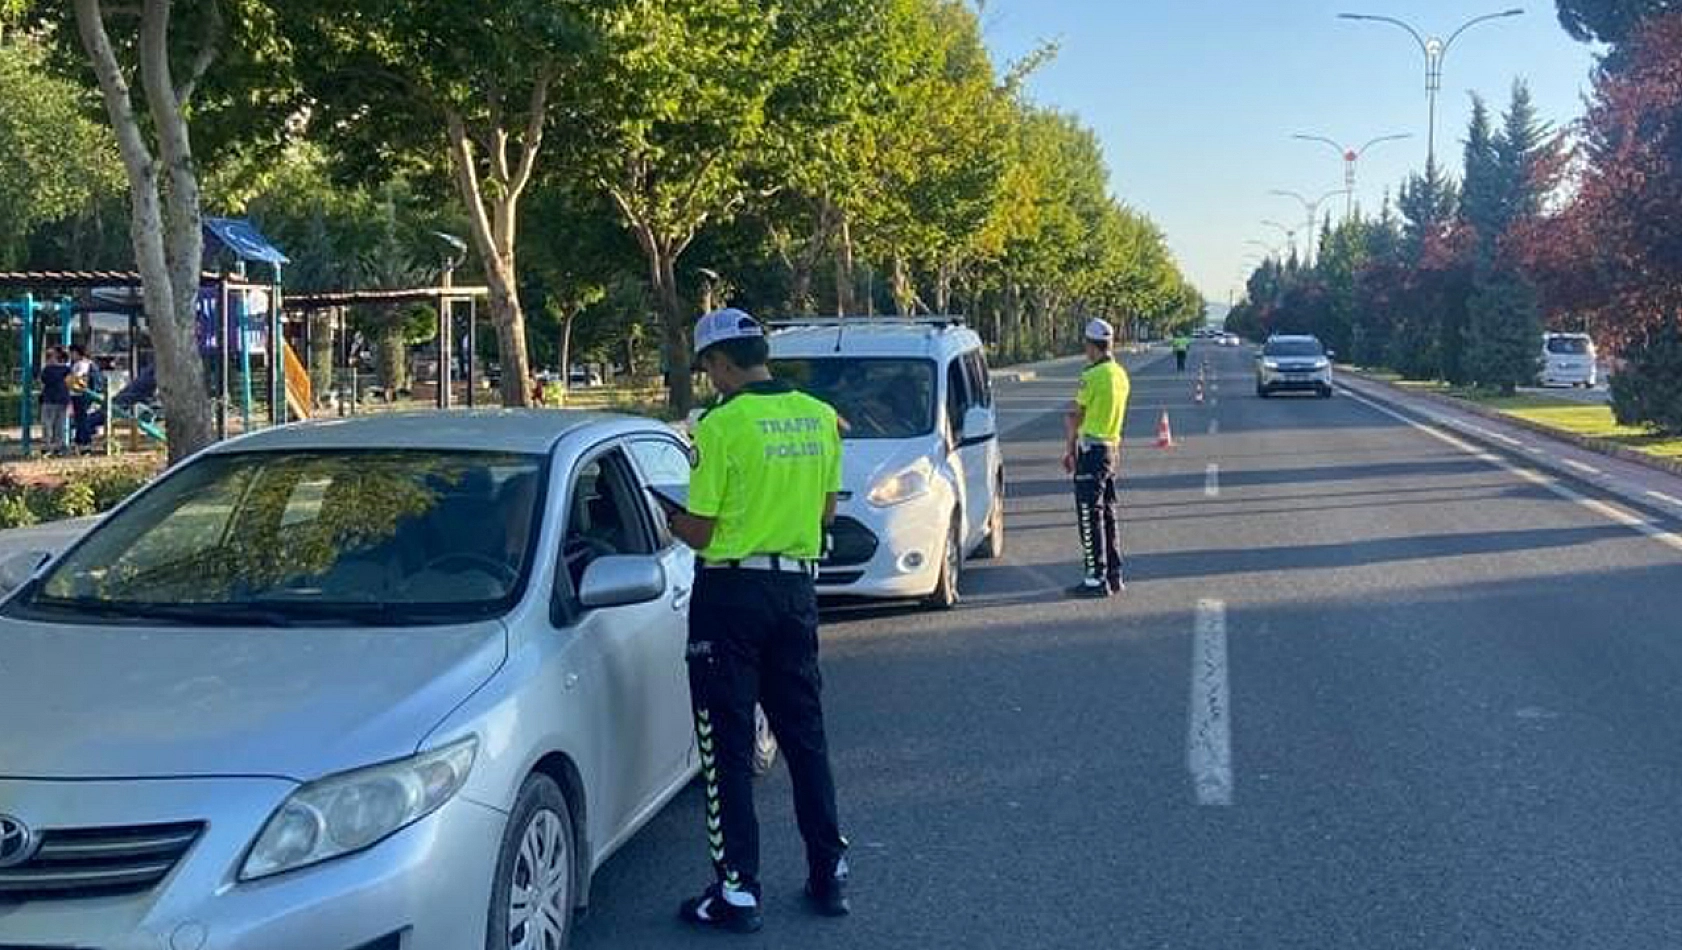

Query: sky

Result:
[981,0,1601,315]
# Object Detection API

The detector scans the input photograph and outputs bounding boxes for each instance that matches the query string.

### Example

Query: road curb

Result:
[1341,369,1682,480]
[1339,371,1682,522]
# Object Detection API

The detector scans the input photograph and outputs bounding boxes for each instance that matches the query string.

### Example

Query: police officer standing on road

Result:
[662,309,851,935]
[1064,318,1131,598]
[1173,333,1191,373]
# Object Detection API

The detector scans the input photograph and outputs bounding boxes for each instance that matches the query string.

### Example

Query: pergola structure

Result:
[285,284,490,409]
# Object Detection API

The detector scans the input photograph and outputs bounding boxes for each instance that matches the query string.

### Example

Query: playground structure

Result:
[3,220,490,458]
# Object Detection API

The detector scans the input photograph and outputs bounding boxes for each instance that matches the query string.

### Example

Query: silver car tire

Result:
[488,774,577,950]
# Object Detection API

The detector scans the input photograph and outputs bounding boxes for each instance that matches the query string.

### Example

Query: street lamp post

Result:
[1292,133,1413,219]
[1258,223,1296,260]
[1267,189,1347,266]
[1338,9,1524,169]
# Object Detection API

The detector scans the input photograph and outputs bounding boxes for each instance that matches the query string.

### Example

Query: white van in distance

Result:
[1541,333,1599,388]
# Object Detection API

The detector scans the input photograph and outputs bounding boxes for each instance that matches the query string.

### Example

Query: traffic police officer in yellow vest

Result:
[1064,318,1132,598]
[663,309,850,934]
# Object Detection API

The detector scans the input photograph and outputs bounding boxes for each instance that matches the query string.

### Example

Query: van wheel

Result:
[487,774,577,950]
[751,704,779,777]
[976,478,1006,560]
[923,515,962,611]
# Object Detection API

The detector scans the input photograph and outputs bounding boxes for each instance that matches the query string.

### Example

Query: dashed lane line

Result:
[1343,389,1682,555]
[1189,599,1233,806]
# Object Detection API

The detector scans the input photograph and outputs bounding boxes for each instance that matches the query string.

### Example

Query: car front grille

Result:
[825,517,879,568]
[0,821,202,902]
[816,571,866,587]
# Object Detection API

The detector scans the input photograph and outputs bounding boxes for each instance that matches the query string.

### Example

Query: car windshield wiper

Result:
[23,598,296,627]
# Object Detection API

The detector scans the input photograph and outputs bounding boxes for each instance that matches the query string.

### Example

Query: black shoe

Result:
[806,875,851,918]
[679,884,764,934]
[1108,578,1127,595]
[1066,582,1110,600]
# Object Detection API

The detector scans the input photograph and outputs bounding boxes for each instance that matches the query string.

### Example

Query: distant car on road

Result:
[1256,334,1334,398]
[0,411,710,950]
[766,317,1005,609]
[1541,332,1599,388]
[1220,332,1241,347]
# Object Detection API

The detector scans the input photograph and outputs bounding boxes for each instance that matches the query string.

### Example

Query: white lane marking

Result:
[1189,599,1232,806]
[1561,458,1603,476]
[1463,423,1525,447]
[1649,491,1682,509]
[1205,464,1220,498]
[1343,390,1682,554]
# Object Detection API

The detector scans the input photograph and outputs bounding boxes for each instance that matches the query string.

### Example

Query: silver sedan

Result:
[0,411,715,950]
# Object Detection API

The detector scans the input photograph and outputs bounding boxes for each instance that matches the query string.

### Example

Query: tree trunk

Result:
[651,245,693,413]
[374,315,407,394]
[445,112,538,409]
[74,0,215,463]
[557,309,575,406]
[935,262,953,316]
[890,256,915,317]
[307,309,333,401]
[1003,282,1022,361]
[834,212,856,316]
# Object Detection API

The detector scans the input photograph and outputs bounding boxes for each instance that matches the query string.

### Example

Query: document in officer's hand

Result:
[646,483,689,514]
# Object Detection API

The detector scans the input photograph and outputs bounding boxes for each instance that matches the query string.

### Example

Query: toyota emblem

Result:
[0,814,39,869]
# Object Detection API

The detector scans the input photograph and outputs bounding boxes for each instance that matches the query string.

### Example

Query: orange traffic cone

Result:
[1194,381,1206,405]
[1157,411,1175,449]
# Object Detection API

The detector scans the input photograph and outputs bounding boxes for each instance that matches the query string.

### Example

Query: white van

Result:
[1541,333,1599,388]
[766,318,1005,609]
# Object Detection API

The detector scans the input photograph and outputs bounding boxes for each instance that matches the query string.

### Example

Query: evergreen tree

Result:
[1466,82,1553,393]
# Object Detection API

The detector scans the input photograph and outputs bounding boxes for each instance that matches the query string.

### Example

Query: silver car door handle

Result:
[672,585,692,610]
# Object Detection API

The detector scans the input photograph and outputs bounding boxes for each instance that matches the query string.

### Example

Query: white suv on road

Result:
[1256,334,1335,398]
[767,318,1005,609]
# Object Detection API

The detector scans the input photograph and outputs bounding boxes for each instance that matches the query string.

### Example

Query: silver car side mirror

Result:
[578,556,668,610]
[0,550,52,596]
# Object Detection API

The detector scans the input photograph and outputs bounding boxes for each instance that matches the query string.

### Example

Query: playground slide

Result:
[283,341,312,421]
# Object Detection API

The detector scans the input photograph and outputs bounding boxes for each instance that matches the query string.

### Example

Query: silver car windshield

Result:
[10,450,547,626]
[771,358,937,439]
[1264,340,1325,358]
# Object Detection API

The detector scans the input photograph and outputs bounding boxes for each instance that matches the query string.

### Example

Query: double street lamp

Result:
[1338,9,1524,169]
[1267,189,1348,266]
[1291,133,1413,219]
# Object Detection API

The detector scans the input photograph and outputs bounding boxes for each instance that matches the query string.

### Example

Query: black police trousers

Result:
[1074,443,1124,586]
[1175,350,1188,372]
[687,567,846,897]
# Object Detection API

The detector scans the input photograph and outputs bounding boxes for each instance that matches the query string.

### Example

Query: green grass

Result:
[1427,385,1682,461]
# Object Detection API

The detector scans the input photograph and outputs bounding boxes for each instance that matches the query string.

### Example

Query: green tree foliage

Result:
[0,36,124,269]
[1557,0,1679,50]
[288,0,596,409]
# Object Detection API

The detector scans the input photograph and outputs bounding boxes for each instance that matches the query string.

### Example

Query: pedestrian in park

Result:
[68,344,101,449]
[37,347,72,456]
[1174,333,1191,372]
[1064,318,1132,598]
[659,308,851,934]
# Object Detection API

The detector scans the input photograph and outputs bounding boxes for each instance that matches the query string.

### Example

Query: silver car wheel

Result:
[509,809,571,950]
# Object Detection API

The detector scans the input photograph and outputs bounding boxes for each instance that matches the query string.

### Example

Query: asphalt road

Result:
[571,344,1682,949]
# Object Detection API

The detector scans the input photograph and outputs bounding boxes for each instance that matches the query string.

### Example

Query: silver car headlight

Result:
[241,737,477,881]
[1262,359,1281,370]
[867,459,934,508]
[1313,359,1330,370]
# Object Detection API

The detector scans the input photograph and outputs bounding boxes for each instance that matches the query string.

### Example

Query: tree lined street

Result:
[569,346,1682,948]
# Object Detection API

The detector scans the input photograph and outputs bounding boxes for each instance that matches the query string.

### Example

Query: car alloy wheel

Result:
[490,775,576,950]
[509,810,571,950]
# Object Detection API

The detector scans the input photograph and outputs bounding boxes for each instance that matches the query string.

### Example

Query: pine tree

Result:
[1466,81,1553,394]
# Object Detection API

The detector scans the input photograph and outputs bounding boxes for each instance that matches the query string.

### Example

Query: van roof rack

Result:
[766,315,967,330]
